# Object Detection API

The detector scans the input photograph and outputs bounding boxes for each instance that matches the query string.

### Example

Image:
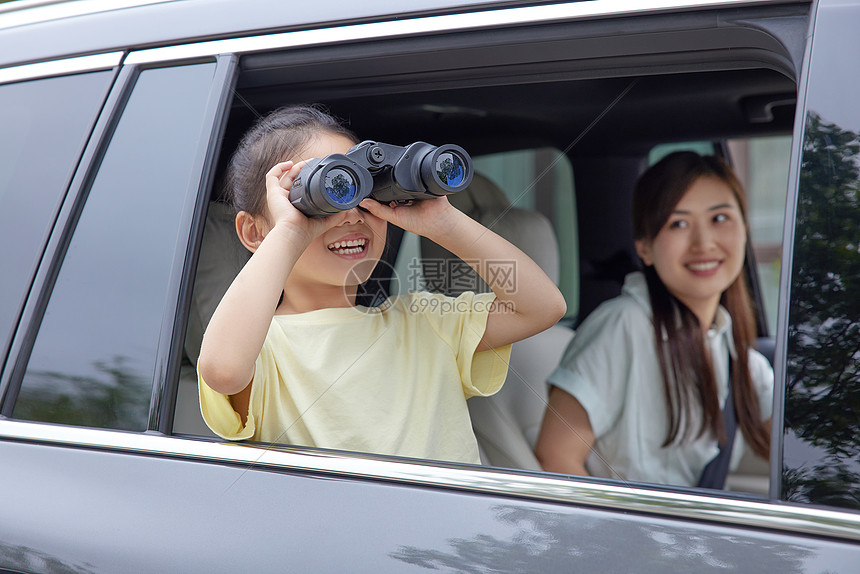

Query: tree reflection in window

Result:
[14,356,149,430]
[783,111,860,510]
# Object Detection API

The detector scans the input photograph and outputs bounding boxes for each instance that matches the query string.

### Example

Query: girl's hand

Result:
[358,196,463,241]
[265,161,336,245]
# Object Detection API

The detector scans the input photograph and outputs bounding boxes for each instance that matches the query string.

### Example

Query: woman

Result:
[535,151,772,487]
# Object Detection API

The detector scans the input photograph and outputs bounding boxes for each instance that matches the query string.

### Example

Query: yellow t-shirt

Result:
[199,291,511,464]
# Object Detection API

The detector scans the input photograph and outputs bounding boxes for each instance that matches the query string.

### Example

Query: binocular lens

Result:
[435,151,468,188]
[324,168,358,205]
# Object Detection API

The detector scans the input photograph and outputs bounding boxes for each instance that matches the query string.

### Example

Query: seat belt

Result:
[697,356,737,490]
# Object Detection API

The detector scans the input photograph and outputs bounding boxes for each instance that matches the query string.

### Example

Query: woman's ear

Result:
[235,211,267,253]
[635,238,653,266]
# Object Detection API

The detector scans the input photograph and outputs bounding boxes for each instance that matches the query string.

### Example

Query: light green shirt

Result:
[548,272,773,486]
[200,291,511,464]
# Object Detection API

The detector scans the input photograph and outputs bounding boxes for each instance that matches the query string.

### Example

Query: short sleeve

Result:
[411,291,511,398]
[198,343,271,441]
[546,299,642,438]
[748,349,774,421]
[199,375,253,440]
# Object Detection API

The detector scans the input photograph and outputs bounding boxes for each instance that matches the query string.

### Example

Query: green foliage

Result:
[783,111,860,509]
[13,356,150,431]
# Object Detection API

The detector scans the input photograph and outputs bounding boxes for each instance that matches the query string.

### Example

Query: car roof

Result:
[0,0,805,69]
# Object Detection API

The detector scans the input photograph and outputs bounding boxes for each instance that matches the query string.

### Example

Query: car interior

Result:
[173,9,801,495]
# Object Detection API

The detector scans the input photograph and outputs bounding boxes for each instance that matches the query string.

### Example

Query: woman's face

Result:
[289,132,388,289]
[635,175,747,325]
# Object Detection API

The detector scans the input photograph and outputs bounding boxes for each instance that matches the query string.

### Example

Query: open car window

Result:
[168,2,808,500]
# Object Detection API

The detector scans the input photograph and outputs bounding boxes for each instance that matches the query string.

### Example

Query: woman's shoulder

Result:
[580,273,653,332]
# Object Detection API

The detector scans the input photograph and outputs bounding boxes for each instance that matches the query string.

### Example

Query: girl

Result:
[197,105,566,464]
[535,151,772,488]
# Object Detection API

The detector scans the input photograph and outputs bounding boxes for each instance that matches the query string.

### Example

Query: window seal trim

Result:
[123,0,805,65]
[0,419,857,542]
[0,52,123,86]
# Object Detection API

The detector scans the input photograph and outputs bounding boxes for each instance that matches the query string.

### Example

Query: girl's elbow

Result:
[198,358,249,396]
[540,290,567,326]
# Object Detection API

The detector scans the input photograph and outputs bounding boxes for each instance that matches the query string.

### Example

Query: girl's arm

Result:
[198,161,329,397]
[534,386,594,476]
[361,197,567,350]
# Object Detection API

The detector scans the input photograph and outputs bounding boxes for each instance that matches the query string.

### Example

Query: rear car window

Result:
[13,63,216,430]
[0,71,113,363]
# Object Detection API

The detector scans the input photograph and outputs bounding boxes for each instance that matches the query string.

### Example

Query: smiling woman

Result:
[535,152,772,489]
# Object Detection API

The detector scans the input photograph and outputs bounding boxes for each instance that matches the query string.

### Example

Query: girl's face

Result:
[635,175,747,325]
[288,132,388,289]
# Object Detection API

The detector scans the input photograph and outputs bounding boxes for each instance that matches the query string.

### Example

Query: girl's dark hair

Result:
[633,151,769,459]
[225,104,359,217]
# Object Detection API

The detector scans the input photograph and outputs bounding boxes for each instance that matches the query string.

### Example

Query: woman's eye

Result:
[713,213,730,223]
[668,219,688,230]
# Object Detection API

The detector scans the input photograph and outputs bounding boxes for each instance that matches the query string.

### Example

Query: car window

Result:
[12,63,217,430]
[175,2,806,498]
[782,0,860,511]
[0,71,113,365]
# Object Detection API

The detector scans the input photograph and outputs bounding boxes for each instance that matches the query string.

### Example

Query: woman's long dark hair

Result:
[633,151,769,458]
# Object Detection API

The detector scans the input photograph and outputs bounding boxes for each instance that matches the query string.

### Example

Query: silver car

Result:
[1,0,858,571]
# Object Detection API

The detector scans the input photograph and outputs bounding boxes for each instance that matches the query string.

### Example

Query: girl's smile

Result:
[326,232,370,259]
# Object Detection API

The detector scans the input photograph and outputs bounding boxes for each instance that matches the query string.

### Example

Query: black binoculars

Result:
[289,140,474,217]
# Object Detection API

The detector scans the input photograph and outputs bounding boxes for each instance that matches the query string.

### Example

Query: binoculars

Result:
[289,140,474,217]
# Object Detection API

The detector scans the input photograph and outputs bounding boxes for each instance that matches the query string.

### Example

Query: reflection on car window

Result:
[0,71,113,361]
[782,2,860,512]
[13,63,216,430]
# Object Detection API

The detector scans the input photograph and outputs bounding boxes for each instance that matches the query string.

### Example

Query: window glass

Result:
[0,71,113,362]
[783,1,860,511]
[13,63,216,430]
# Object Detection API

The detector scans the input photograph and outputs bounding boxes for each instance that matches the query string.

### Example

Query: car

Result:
[1,0,858,571]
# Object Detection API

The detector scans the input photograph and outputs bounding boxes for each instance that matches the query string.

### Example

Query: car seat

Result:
[419,174,574,470]
[175,201,250,436]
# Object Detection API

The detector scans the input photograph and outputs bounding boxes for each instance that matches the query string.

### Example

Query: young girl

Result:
[197,105,566,464]
[535,151,772,487]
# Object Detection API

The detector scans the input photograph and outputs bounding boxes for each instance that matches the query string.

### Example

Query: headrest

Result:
[420,173,560,295]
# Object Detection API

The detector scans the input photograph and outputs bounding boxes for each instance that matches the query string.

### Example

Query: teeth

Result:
[688,261,719,271]
[328,238,366,249]
[328,238,367,254]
